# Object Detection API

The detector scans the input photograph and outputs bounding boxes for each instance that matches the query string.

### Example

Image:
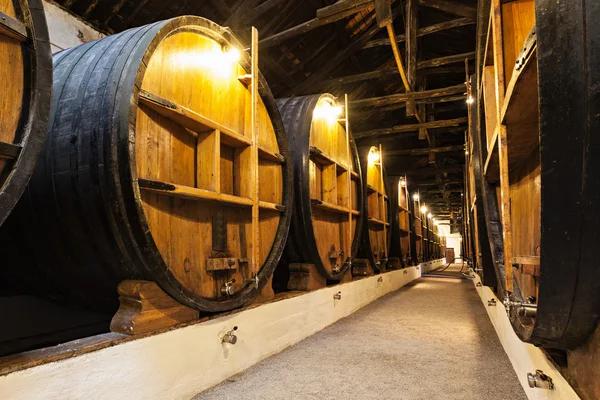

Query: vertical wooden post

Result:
[379,144,388,260]
[345,94,353,268]
[491,0,512,292]
[251,26,260,277]
[406,0,418,116]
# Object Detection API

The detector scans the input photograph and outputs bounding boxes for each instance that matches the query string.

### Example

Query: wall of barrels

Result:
[0,8,445,361]
[466,0,600,398]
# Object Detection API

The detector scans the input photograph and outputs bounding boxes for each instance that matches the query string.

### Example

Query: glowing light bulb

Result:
[367,148,380,164]
[413,194,419,201]
[313,100,343,123]
[427,213,433,219]
[400,179,406,187]
[466,96,474,104]
[224,47,241,63]
[420,205,427,214]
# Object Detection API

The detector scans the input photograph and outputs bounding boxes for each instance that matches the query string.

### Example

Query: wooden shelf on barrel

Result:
[483,35,538,183]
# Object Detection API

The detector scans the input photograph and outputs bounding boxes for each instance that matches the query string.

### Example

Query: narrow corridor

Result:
[195,267,526,400]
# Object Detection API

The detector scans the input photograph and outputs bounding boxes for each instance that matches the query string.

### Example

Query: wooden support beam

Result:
[354,117,468,139]
[417,0,477,19]
[237,0,288,26]
[374,0,393,27]
[317,0,372,19]
[292,11,386,94]
[259,1,372,48]
[392,165,464,176]
[386,144,464,156]
[0,10,28,41]
[418,51,475,69]
[386,22,411,93]
[351,83,465,108]
[363,17,474,49]
[405,0,418,116]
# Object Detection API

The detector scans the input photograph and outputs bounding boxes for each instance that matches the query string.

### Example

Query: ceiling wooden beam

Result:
[259,0,373,48]
[316,0,372,19]
[391,165,464,176]
[417,0,477,19]
[418,51,475,69]
[354,117,467,138]
[363,17,474,48]
[385,144,464,156]
[351,83,465,108]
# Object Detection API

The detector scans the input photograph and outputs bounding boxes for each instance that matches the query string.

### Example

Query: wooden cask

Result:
[357,145,391,272]
[275,95,363,285]
[0,0,51,226]
[389,176,412,268]
[475,1,600,349]
[0,16,292,313]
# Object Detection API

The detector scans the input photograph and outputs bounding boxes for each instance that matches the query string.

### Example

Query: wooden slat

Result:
[354,117,468,139]
[0,10,27,42]
[138,179,254,208]
[316,0,372,19]
[138,90,252,148]
[374,0,393,27]
[350,83,465,108]
[364,17,474,48]
[311,199,360,215]
[386,144,464,156]
[386,22,411,93]
[417,0,477,18]
[418,51,475,69]
[368,217,390,227]
[0,142,21,160]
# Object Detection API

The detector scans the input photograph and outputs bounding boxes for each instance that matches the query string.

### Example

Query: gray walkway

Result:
[195,269,526,400]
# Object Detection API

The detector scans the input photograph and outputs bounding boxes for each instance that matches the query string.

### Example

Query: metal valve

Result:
[245,275,259,289]
[221,279,236,296]
[333,291,342,300]
[332,264,341,274]
[339,250,345,259]
[503,298,538,318]
[527,370,554,390]
[222,326,238,344]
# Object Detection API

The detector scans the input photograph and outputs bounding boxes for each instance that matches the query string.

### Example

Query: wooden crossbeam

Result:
[0,10,27,41]
[363,17,474,48]
[385,144,464,156]
[417,0,477,19]
[418,51,475,69]
[0,142,21,160]
[317,0,372,19]
[351,83,465,108]
[259,1,373,48]
[354,117,468,139]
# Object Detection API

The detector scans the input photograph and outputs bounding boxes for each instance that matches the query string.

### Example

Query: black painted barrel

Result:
[0,0,51,226]
[388,176,413,268]
[274,95,363,286]
[357,145,391,272]
[0,16,293,313]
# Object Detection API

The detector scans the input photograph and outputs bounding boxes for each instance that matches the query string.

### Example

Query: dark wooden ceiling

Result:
[53,0,475,221]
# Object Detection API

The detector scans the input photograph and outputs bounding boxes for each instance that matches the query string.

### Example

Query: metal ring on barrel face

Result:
[121,17,292,312]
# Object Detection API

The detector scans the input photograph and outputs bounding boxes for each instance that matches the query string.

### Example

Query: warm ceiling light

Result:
[434,220,440,226]
[400,179,406,187]
[420,205,427,213]
[367,147,380,164]
[427,213,433,219]
[313,100,343,123]
[413,194,419,201]
[224,47,241,63]
[466,96,474,104]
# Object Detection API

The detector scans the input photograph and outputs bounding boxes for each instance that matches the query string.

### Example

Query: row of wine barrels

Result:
[0,0,51,226]
[389,176,413,268]
[0,16,293,313]
[474,1,600,349]
[357,145,391,272]
[274,94,364,287]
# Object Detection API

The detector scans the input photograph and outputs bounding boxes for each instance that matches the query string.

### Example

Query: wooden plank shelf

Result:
[367,184,377,194]
[311,199,359,216]
[0,10,28,42]
[139,90,284,164]
[368,217,390,227]
[500,45,539,175]
[138,178,285,212]
[309,146,351,172]
[484,127,499,182]
[0,141,21,160]
[350,170,359,180]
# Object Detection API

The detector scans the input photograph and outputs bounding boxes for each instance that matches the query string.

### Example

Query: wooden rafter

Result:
[351,83,465,108]
[417,0,477,19]
[385,144,464,156]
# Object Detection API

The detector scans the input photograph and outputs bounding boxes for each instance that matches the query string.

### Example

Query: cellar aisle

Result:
[194,265,527,400]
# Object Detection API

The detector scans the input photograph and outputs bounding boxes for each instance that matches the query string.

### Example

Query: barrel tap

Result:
[221,279,236,296]
[245,275,259,289]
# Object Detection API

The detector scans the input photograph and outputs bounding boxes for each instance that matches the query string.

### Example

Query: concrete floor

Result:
[194,267,527,400]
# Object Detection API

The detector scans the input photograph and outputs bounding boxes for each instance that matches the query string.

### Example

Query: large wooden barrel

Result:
[0,0,51,226]
[357,145,391,272]
[275,95,363,283]
[389,176,412,268]
[0,16,293,313]
[475,1,600,349]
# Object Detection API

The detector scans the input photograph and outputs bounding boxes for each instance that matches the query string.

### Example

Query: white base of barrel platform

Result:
[0,266,427,400]
[471,273,580,400]
[419,258,446,274]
